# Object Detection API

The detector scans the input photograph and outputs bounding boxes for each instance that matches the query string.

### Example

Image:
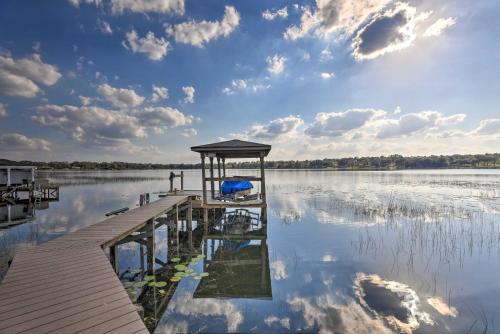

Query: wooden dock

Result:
[0,194,191,334]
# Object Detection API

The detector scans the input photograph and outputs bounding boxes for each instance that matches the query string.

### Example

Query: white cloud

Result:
[262,7,288,21]
[306,109,385,138]
[32,104,192,145]
[138,106,193,132]
[110,0,184,15]
[79,95,94,106]
[374,111,466,139]
[0,53,62,98]
[97,83,145,108]
[270,260,288,280]
[167,6,240,47]
[222,79,271,95]
[97,19,113,35]
[151,84,169,102]
[0,133,51,151]
[69,0,101,7]
[123,30,170,61]
[471,118,500,136]
[320,48,333,62]
[352,3,431,61]
[247,115,304,139]
[0,103,7,117]
[0,68,40,97]
[264,316,291,329]
[181,128,197,137]
[181,86,195,104]
[320,72,335,80]
[423,17,456,37]
[284,0,391,40]
[266,54,286,75]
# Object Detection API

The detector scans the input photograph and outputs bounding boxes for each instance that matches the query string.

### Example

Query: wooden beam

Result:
[222,158,226,177]
[217,157,222,192]
[209,156,215,199]
[204,176,261,182]
[260,154,266,202]
[201,154,207,205]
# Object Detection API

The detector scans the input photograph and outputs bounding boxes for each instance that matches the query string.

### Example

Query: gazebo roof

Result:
[191,139,271,158]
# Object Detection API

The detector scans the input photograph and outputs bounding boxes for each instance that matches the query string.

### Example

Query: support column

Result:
[201,154,207,205]
[203,208,208,234]
[147,219,155,274]
[222,158,226,178]
[187,198,193,249]
[260,154,266,202]
[217,157,222,192]
[180,171,184,190]
[209,156,215,199]
[6,168,11,187]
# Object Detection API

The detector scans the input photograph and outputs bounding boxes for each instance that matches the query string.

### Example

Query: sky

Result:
[0,0,499,163]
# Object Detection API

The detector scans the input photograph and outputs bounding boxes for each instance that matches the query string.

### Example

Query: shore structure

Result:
[0,139,271,333]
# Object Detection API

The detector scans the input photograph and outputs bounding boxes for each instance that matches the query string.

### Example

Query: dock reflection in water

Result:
[115,206,270,333]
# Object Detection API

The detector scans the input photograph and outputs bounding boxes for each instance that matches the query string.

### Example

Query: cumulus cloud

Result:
[167,6,240,47]
[0,53,62,97]
[181,86,195,104]
[264,316,291,329]
[151,84,169,102]
[284,0,391,40]
[306,109,385,138]
[97,19,113,35]
[262,7,288,21]
[0,133,51,151]
[247,115,304,139]
[97,83,145,108]
[79,95,94,106]
[266,54,286,75]
[110,0,184,15]
[123,30,170,61]
[374,111,466,139]
[0,103,6,117]
[32,104,192,145]
[423,17,456,37]
[320,72,335,79]
[320,48,333,62]
[138,106,193,132]
[181,128,197,137]
[471,118,500,136]
[352,3,430,60]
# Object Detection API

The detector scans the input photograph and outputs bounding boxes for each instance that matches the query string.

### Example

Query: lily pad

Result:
[155,281,167,287]
[186,269,195,274]
[200,272,209,277]
[194,275,202,280]
[174,264,187,271]
[171,257,181,262]
[135,281,148,288]
[189,260,198,265]
[174,272,186,277]
[196,254,205,259]
[143,275,155,281]
[170,276,181,282]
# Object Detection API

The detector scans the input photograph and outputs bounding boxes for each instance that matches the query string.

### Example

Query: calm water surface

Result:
[1,169,500,333]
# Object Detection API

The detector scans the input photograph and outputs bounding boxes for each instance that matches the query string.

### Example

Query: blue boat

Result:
[221,180,253,195]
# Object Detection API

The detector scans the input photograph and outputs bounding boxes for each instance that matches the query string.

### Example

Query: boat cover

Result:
[221,180,253,195]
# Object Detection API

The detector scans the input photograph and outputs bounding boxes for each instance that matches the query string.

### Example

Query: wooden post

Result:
[217,157,221,192]
[180,171,184,190]
[175,204,179,248]
[169,178,173,192]
[147,219,155,274]
[187,198,193,249]
[139,194,145,206]
[201,154,207,205]
[203,208,208,234]
[139,244,145,273]
[222,158,226,178]
[209,156,215,199]
[260,154,266,202]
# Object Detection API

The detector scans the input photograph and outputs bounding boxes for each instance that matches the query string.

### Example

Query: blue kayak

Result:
[221,180,253,195]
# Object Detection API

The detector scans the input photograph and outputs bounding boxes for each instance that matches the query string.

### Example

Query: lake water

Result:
[1,169,500,333]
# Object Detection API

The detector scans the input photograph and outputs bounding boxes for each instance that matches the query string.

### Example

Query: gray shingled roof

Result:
[191,139,271,158]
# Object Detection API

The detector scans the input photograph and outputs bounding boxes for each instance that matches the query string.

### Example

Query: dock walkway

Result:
[0,195,190,334]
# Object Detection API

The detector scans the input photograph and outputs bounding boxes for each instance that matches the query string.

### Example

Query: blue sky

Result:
[0,0,499,163]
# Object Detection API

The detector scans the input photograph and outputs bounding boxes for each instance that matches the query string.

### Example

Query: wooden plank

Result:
[0,194,195,333]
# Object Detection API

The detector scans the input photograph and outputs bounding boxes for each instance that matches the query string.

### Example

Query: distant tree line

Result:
[1,153,499,170]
